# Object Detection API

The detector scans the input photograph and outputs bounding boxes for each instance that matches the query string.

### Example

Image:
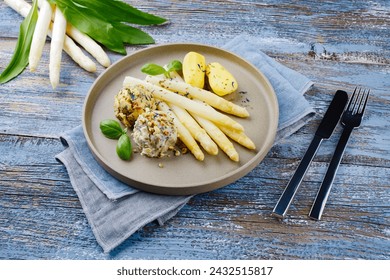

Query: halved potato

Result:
[206,62,238,96]
[182,51,206,88]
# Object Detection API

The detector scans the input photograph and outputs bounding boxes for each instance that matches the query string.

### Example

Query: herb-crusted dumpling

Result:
[133,110,178,158]
[114,84,157,128]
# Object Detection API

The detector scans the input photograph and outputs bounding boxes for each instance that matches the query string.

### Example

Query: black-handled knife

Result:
[272,90,348,219]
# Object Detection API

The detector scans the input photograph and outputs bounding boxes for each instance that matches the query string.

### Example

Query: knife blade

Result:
[272,90,348,219]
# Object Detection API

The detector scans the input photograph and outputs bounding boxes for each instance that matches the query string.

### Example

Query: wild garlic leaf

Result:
[0,0,38,84]
[48,0,126,54]
[112,22,154,46]
[48,0,165,54]
[70,0,167,26]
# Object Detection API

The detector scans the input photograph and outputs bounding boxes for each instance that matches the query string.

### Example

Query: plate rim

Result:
[82,42,279,195]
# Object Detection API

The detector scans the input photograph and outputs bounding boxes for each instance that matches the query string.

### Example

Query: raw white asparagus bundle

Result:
[5,0,111,88]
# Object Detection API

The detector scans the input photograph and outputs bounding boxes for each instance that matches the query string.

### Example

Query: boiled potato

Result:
[182,51,206,88]
[206,62,238,96]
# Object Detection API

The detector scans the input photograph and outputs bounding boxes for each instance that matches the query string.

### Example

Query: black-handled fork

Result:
[309,87,370,220]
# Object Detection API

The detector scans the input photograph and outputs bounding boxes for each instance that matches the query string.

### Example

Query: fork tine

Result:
[352,88,364,114]
[347,87,359,112]
[357,89,370,114]
[347,87,369,115]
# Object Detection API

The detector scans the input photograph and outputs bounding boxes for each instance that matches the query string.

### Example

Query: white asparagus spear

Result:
[65,24,111,67]
[158,102,204,161]
[37,0,110,67]
[124,77,244,131]
[169,103,218,156]
[218,125,256,150]
[29,0,52,71]
[49,6,67,88]
[5,0,97,73]
[48,23,97,73]
[4,0,30,17]
[191,98,256,150]
[35,0,110,67]
[190,110,239,162]
[145,76,249,118]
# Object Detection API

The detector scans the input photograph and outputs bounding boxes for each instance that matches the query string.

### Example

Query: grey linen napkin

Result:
[55,35,315,253]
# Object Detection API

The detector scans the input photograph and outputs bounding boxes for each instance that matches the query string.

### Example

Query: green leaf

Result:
[116,134,132,160]
[166,60,182,72]
[112,22,155,45]
[100,119,124,139]
[0,0,38,84]
[70,0,167,25]
[48,0,166,54]
[141,63,167,76]
[141,60,183,78]
[49,0,125,54]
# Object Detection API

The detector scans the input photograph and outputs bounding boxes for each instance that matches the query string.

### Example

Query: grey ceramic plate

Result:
[82,43,278,195]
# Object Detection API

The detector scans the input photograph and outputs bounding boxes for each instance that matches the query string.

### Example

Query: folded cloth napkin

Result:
[55,35,315,253]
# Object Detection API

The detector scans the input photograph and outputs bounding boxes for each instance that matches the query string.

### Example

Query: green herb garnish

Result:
[0,0,38,84]
[100,119,132,160]
[116,134,132,161]
[141,60,182,78]
[48,0,167,54]
[100,119,125,139]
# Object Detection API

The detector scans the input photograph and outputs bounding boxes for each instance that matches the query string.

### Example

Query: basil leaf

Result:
[116,134,132,160]
[166,60,182,72]
[0,0,38,84]
[100,119,124,139]
[141,63,167,76]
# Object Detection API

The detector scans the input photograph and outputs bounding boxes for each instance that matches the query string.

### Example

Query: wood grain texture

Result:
[0,0,389,260]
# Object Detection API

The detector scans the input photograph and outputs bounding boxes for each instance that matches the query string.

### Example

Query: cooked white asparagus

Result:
[169,103,218,156]
[190,110,239,162]
[29,0,52,71]
[158,102,204,161]
[145,75,249,118]
[124,77,245,131]
[49,6,67,88]
[5,0,97,73]
[165,70,183,81]
[218,125,256,150]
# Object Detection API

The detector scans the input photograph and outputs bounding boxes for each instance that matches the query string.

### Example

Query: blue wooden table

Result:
[1,0,389,259]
